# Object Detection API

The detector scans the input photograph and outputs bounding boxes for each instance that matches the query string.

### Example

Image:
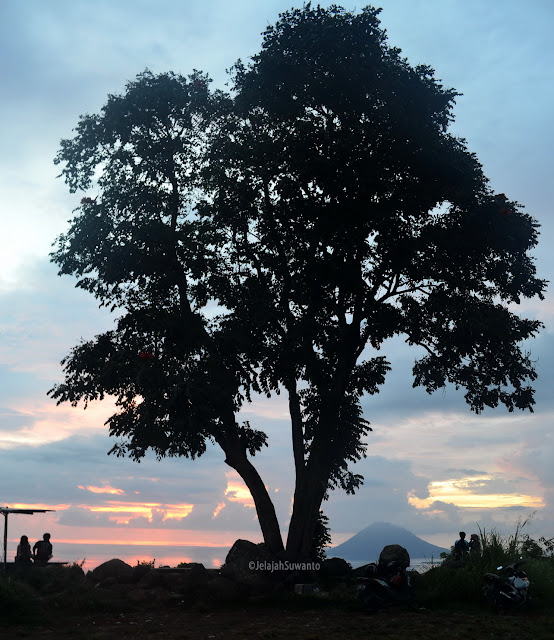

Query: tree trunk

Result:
[220,436,285,555]
[286,388,348,560]
[286,452,329,560]
[287,381,305,483]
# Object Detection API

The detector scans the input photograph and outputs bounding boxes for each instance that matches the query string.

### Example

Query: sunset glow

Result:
[6,503,69,511]
[0,400,116,448]
[224,472,255,507]
[79,485,126,495]
[1,0,552,572]
[48,527,263,547]
[84,502,194,523]
[120,555,222,569]
[213,502,226,518]
[409,476,544,510]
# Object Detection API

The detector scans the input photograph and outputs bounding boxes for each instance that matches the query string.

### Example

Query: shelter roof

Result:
[0,507,53,515]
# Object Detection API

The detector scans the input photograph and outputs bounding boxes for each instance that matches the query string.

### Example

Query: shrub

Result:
[417,517,554,609]
[0,575,37,623]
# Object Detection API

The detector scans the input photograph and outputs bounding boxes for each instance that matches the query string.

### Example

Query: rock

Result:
[378,544,410,569]
[352,563,375,578]
[294,583,318,594]
[160,567,207,592]
[132,563,152,582]
[88,559,134,583]
[62,563,86,582]
[176,562,207,578]
[137,566,208,597]
[319,557,352,577]
[98,581,136,596]
[203,576,246,604]
[127,588,151,603]
[220,540,287,591]
[138,569,163,589]
[157,569,188,591]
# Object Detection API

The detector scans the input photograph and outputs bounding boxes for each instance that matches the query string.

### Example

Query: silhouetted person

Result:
[454,531,469,560]
[15,535,33,565]
[469,533,481,554]
[33,533,53,565]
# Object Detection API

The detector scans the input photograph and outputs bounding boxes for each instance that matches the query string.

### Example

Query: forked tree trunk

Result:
[285,453,329,560]
[220,439,285,555]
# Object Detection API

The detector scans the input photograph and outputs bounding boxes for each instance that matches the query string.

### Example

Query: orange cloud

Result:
[213,502,226,518]
[7,502,69,511]
[52,528,262,547]
[409,476,544,510]
[78,485,126,495]
[82,501,194,524]
[0,397,116,448]
[6,509,263,555]
[224,472,255,507]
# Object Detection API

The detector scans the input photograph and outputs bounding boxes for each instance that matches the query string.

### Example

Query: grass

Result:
[0,561,131,623]
[414,517,554,611]
[0,575,37,624]
[2,520,554,638]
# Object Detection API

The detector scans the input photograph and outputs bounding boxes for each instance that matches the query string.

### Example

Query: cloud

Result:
[1,0,554,561]
[79,485,126,496]
[0,260,114,376]
[324,455,431,533]
[444,469,490,478]
[56,506,115,528]
[0,408,35,433]
[1,257,552,549]
[160,499,260,531]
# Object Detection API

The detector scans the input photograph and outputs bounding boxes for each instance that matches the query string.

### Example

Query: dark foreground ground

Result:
[3,604,553,640]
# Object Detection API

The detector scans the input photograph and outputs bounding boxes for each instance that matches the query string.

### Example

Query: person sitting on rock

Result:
[15,535,33,564]
[454,531,469,560]
[33,533,53,565]
[469,533,481,554]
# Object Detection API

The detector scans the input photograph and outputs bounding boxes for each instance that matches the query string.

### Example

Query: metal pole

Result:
[3,512,7,573]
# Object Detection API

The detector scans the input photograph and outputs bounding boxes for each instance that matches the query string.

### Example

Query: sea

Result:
[347,557,439,573]
[43,543,229,571]
[48,543,440,573]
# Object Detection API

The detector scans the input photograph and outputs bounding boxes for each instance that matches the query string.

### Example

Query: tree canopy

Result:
[50,5,546,560]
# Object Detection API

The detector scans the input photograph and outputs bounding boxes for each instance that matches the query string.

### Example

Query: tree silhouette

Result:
[50,5,545,559]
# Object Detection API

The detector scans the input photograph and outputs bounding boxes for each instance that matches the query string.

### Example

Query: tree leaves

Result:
[50,5,546,557]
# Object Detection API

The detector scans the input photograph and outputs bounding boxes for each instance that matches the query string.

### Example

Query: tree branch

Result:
[286,379,306,482]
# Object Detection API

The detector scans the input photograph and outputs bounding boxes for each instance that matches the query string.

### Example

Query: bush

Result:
[0,576,36,623]
[417,518,554,609]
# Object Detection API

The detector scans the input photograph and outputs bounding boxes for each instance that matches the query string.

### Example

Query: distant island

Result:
[331,522,448,563]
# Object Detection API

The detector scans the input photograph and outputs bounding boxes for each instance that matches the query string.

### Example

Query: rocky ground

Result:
[3,604,553,640]
[2,543,553,639]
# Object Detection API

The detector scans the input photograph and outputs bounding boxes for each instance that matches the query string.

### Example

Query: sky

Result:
[1,0,553,568]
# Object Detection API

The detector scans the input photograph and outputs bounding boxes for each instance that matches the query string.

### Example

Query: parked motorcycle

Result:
[356,560,420,612]
[482,560,530,611]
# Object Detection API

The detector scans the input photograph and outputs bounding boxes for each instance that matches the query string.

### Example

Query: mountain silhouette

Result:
[331,522,448,563]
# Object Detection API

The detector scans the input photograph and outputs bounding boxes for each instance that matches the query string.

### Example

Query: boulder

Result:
[378,544,410,569]
[352,563,377,578]
[174,562,207,579]
[138,569,164,589]
[132,563,152,582]
[220,540,287,590]
[127,587,151,603]
[88,558,134,583]
[203,576,246,604]
[319,557,352,577]
[161,567,207,591]
[138,566,208,596]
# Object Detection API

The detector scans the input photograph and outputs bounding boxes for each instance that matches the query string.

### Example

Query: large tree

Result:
[50,5,545,560]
